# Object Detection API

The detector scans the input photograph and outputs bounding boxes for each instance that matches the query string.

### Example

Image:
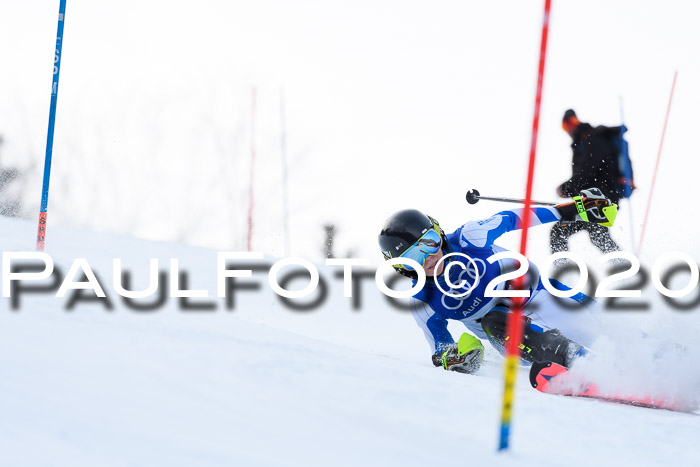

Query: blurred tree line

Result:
[0,135,23,217]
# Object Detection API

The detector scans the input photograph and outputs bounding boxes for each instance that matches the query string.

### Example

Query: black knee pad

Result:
[480,306,510,338]
[481,305,535,340]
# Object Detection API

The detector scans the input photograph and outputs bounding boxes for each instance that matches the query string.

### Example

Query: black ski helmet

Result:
[378,209,444,277]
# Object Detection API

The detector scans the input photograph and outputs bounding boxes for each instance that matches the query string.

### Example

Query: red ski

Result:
[529,361,698,413]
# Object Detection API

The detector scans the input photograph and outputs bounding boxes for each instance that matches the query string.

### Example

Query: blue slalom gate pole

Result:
[36,0,67,251]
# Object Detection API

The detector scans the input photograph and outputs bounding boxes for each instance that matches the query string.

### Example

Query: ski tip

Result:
[529,361,551,389]
[529,361,567,392]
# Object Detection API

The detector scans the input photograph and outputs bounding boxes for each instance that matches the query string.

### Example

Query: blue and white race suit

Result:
[410,207,600,354]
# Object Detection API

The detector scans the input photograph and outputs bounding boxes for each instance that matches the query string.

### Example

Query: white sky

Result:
[0,0,698,264]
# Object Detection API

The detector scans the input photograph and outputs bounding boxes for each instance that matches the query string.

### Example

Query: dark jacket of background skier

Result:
[558,122,621,205]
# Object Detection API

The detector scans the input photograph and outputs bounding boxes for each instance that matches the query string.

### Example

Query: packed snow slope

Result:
[1,215,699,467]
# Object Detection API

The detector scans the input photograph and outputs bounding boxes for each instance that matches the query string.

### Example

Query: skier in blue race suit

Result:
[378,188,618,374]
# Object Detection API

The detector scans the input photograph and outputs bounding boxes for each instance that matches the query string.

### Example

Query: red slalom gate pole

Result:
[637,71,677,257]
[498,0,552,451]
[247,86,257,252]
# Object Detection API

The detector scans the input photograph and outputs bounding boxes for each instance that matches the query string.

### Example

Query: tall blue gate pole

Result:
[36,0,67,251]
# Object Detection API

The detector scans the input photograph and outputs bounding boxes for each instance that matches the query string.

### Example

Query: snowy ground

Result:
[1,215,699,467]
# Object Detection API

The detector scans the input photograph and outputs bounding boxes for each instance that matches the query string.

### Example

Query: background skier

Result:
[552,109,630,255]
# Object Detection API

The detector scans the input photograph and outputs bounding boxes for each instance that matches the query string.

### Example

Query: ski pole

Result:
[619,96,636,252]
[638,71,677,257]
[36,0,67,251]
[466,189,557,206]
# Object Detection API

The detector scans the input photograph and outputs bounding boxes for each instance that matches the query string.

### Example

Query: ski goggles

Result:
[398,228,442,271]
